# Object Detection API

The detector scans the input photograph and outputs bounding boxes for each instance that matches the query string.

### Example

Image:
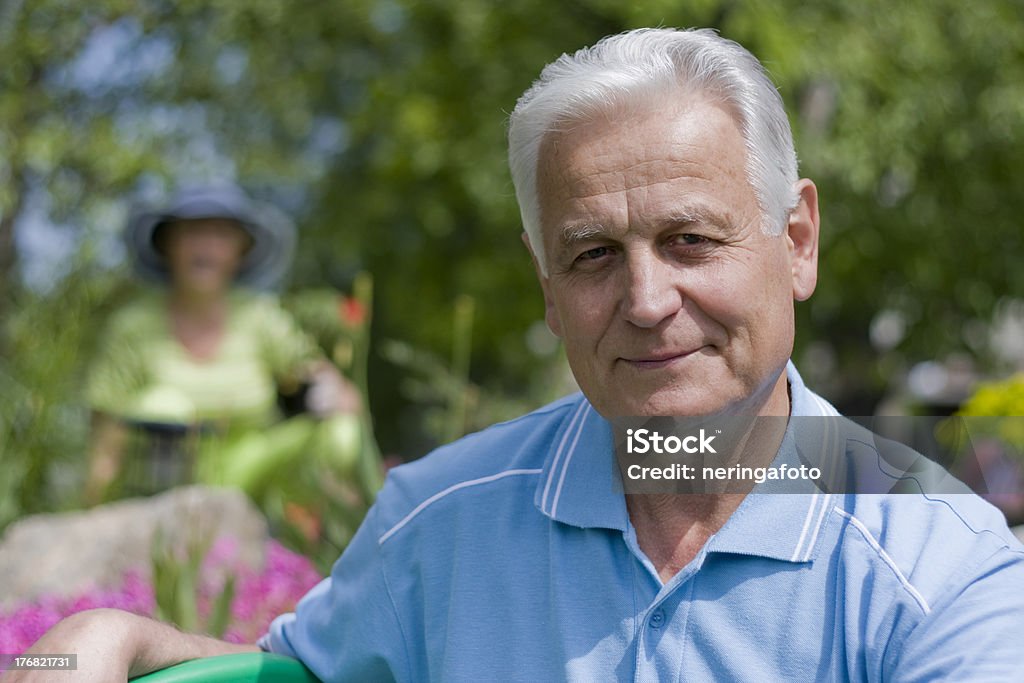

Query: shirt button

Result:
[649,609,665,629]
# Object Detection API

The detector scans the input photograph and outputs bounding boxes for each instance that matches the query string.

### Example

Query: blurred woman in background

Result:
[85,183,363,505]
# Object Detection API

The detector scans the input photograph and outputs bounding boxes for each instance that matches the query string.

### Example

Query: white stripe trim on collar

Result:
[790,492,822,562]
[790,492,835,562]
[799,493,833,562]
[550,403,591,517]
[811,392,840,417]
[541,400,588,513]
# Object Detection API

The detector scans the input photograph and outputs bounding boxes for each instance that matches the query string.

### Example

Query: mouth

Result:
[621,347,707,370]
[190,256,218,268]
[185,256,229,276]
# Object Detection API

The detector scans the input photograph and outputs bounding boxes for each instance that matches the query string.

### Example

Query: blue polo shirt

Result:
[261,364,1024,681]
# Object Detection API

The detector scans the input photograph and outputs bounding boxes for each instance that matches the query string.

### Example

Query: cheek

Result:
[225,247,245,270]
[688,265,756,327]
[551,285,611,341]
[210,241,246,270]
[735,254,796,353]
[165,244,191,272]
[689,254,791,336]
[544,305,563,339]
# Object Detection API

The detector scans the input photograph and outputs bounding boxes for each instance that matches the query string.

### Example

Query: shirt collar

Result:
[534,361,839,563]
[533,395,630,532]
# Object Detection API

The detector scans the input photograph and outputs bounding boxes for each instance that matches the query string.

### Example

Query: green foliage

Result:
[0,264,133,531]
[261,281,379,570]
[282,273,383,499]
[771,0,1024,403]
[957,374,1024,450]
[150,525,235,638]
[3,1,1024,530]
[381,294,476,444]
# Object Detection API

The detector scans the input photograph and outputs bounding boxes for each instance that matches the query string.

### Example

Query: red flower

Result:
[283,502,322,542]
[338,296,366,327]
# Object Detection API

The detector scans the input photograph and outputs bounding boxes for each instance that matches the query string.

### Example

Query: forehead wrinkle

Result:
[558,153,716,199]
[542,123,716,198]
[538,100,759,253]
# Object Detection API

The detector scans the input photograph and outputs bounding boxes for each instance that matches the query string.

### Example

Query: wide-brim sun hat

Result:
[125,183,296,290]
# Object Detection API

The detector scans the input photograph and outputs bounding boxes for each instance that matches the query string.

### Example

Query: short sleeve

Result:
[886,545,1024,681]
[260,503,410,682]
[244,294,321,382]
[85,306,153,416]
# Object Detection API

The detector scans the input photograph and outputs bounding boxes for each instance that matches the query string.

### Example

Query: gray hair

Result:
[508,28,799,274]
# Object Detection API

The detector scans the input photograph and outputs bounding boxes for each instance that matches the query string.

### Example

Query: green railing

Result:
[130,653,320,682]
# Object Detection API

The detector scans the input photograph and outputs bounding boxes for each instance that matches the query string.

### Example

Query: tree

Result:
[2,1,1022,523]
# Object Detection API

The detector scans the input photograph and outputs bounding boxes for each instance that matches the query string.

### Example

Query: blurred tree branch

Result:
[1,0,1021,469]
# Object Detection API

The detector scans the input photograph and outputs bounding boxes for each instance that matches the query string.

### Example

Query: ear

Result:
[786,179,820,302]
[522,232,563,338]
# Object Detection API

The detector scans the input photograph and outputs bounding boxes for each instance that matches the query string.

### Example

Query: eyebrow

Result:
[557,208,724,248]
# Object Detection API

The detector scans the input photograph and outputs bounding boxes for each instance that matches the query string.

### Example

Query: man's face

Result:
[532,97,818,417]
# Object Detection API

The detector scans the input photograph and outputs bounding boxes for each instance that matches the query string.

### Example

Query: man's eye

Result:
[668,233,717,252]
[577,246,612,261]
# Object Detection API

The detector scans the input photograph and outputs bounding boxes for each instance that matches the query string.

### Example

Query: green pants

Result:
[198,414,361,497]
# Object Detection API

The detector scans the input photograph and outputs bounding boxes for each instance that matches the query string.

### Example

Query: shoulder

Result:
[99,290,165,340]
[229,289,284,319]
[227,290,301,339]
[832,493,1024,676]
[372,394,584,544]
[832,492,1024,614]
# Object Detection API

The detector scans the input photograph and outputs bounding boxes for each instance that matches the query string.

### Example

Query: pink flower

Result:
[0,539,321,654]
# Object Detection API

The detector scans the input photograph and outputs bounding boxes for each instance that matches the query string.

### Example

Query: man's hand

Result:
[2,609,259,683]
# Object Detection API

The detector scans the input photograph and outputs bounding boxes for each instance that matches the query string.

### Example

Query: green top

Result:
[87,289,318,431]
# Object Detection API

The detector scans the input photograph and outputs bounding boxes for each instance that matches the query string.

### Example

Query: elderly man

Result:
[15,27,1024,682]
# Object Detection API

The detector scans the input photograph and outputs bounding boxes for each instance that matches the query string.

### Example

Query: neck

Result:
[627,370,792,582]
[168,288,228,320]
[626,491,747,580]
[730,365,792,418]
[626,491,745,536]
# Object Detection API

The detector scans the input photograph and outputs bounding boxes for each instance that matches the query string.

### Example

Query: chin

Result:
[181,279,231,295]
[592,392,703,418]
[644,396,726,418]
[599,382,749,418]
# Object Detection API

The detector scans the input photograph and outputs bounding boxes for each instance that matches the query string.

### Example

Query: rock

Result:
[0,486,268,611]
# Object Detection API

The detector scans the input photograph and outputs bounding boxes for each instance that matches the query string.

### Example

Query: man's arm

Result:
[3,609,258,683]
[886,545,1024,681]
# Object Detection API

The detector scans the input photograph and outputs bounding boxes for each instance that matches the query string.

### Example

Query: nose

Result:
[620,251,682,328]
